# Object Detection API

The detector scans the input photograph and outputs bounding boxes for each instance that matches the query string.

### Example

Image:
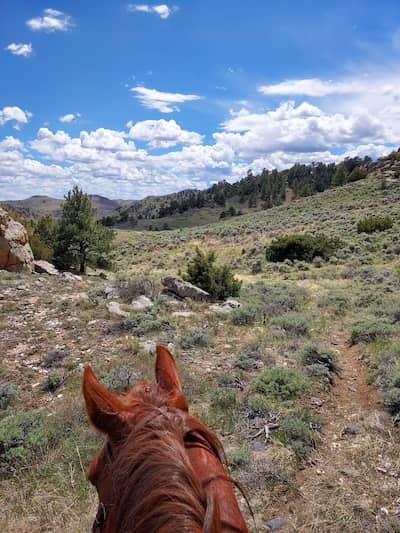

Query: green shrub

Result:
[383,518,400,532]
[233,353,258,371]
[277,408,320,460]
[230,305,257,325]
[101,363,137,392]
[266,233,341,263]
[255,367,307,400]
[383,388,400,414]
[0,382,19,410]
[228,447,251,469]
[298,344,339,374]
[210,389,238,410]
[184,247,242,300]
[43,371,64,392]
[240,282,307,317]
[270,312,309,336]
[347,166,367,182]
[357,215,393,234]
[350,316,395,344]
[317,289,350,315]
[180,328,213,349]
[115,310,172,336]
[0,410,48,472]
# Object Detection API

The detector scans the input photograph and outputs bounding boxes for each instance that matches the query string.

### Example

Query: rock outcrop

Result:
[0,208,34,273]
[162,275,210,301]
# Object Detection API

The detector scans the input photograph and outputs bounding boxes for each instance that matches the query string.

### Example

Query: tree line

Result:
[102,155,370,227]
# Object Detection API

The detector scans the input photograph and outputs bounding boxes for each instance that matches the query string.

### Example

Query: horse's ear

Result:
[155,345,188,411]
[83,366,126,440]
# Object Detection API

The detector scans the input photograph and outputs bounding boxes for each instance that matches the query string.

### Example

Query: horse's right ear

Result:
[83,366,126,441]
[155,345,188,411]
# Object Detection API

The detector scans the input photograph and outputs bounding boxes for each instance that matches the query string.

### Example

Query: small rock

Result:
[341,423,364,437]
[210,299,241,314]
[104,286,120,299]
[340,466,358,477]
[106,301,129,318]
[130,295,153,311]
[266,517,284,531]
[252,441,265,452]
[310,397,323,407]
[62,272,82,282]
[139,340,156,354]
[172,311,195,318]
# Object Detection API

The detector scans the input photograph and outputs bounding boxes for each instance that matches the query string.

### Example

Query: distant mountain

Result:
[2,194,123,220]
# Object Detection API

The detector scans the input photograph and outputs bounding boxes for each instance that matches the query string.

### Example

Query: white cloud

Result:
[259,78,363,97]
[80,128,136,151]
[0,106,32,129]
[59,113,81,123]
[127,119,203,148]
[215,101,387,158]
[5,43,33,57]
[26,9,73,32]
[127,4,174,19]
[130,86,202,113]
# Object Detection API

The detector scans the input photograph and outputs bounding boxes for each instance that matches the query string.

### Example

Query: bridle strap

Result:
[92,501,107,533]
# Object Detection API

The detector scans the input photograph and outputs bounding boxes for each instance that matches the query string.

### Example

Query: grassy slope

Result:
[1,174,400,532]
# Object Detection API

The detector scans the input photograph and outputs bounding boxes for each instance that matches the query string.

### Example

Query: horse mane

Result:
[111,385,224,533]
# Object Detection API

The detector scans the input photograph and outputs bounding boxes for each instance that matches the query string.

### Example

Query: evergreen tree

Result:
[332,165,346,187]
[54,186,113,273]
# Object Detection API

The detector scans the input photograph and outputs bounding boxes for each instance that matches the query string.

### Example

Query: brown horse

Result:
[83,344,249,533]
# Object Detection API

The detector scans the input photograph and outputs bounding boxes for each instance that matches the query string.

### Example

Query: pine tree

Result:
[54,186,113,273]
[332,166,346,187]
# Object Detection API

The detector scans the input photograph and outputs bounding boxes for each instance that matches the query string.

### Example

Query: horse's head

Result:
[83,345,249,533]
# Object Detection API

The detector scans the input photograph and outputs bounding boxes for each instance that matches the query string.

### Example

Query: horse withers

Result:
[83,344,249,532]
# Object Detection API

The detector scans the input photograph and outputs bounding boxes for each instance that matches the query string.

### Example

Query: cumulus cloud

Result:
[5,43,33,57]
[258,78,364,97]
[127,4,175,19]
[127,119,203,148]
[26,9,73,32]
[59,113,81,123]
[215,101,387,158]
[0,106,32,129]
[130,86,202,113]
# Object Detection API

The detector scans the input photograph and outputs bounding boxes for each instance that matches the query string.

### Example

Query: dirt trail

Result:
[278,333,381,531]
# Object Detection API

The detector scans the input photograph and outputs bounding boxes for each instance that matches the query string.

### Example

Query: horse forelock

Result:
[108,389,223,533]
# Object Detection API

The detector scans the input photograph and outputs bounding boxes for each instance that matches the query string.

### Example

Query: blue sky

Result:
[1,1,400,199]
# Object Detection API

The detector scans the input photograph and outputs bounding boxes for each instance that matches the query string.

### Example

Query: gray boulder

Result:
[162,276,210,301]
[130,295,153,311]
[0,208,34,273]
[106,301,129,318]
[34,260,59,276]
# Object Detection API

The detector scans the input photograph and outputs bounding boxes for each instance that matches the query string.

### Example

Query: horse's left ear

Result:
[83,365,127,441]
[155,345,188,411]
